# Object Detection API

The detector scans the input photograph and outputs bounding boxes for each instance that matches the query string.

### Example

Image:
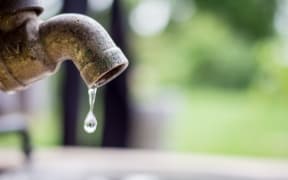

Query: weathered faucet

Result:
[0,0,128,92]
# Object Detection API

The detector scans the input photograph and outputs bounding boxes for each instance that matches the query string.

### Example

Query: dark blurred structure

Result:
[102,0,131,147]
[61,0,131,147]
[0,92,32,160]
[61,0,87,146]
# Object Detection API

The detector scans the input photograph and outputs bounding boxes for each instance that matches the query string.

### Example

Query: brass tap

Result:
[0,1,128,92]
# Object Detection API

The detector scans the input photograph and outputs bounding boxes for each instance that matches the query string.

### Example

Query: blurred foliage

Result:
[134,0,279,90]
[180,14,257,89]
[135,13,258,89]
[254,38,288,95]
[194,0,276,39]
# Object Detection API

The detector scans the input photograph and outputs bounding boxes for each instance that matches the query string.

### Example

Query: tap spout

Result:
[39,14,128,88]
[0,12,128,92]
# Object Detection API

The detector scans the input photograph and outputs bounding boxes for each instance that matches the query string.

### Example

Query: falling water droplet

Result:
[84,87,97,133]
[84,111,97,133]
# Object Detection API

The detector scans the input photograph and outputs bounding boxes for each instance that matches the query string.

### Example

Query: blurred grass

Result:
[1,88,288,158]
[169,88,288,157]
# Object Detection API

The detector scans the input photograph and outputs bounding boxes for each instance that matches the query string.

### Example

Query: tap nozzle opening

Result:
[96,64,127,87]
[80,47,128,88]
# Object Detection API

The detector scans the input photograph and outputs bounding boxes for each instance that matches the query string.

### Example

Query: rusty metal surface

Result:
[0,9,128,92]
[0,0,43,15]
[0,11,37,32]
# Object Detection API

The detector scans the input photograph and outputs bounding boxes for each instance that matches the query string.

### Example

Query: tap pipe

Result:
[0,9,128,92]
[39,14,128,88]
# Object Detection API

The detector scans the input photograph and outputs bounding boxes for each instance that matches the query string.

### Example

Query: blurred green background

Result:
[130,0,288,157]
[1,0,288,158]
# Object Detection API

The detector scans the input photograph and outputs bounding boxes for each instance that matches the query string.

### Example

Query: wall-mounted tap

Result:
[0,0,128,92]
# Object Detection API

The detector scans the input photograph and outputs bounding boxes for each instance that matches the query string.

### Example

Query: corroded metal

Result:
[0,9,128,92]
[0,0,43,15]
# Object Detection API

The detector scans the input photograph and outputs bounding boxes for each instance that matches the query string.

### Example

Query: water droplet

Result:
[84,111,97,133]
[84,87,98,134]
